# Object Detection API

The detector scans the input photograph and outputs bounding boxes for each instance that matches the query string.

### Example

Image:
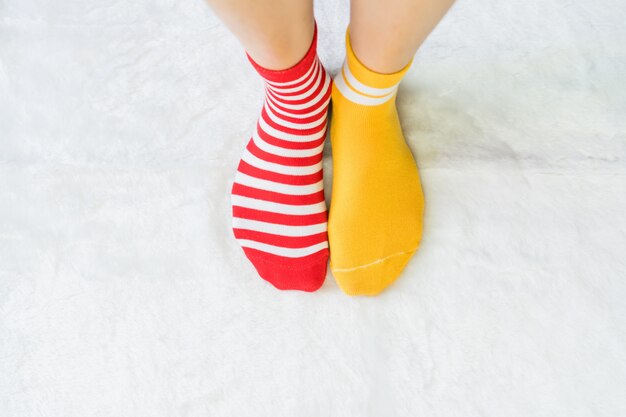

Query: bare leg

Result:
[205,0,314,70]
[350,0,455,73]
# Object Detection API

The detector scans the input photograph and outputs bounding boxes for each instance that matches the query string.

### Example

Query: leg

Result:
[350,0,455,73]
[205,0,314,69]
[205,0,332,291]
[328,0,455,295]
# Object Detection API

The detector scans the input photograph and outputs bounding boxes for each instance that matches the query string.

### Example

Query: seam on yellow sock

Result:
[331,248,418,273]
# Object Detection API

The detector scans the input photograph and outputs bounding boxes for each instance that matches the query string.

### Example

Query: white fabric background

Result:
[1,0,626,416]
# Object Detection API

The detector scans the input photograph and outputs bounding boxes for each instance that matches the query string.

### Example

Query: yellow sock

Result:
[328,28,425,296]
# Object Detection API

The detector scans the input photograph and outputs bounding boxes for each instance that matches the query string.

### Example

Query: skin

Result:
[204,0,455,73]
[204,0,315,70]
[350,0,456,73]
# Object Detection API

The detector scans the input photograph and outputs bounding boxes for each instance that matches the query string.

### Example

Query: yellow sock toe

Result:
[328,28,425,296]
[332,250,415,296]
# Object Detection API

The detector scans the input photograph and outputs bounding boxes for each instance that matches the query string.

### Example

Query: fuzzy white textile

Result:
[1,0,626,416]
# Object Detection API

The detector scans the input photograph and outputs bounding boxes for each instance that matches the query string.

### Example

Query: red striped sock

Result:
[231,24,331,291]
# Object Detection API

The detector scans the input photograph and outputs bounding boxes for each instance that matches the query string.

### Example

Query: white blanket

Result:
[1,0,625,416]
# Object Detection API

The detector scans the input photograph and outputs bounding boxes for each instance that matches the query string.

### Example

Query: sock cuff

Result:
[345,26,412,90]
[246,22,318,84]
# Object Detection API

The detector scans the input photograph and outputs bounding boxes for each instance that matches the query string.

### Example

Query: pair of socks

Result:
[231,24,424,295]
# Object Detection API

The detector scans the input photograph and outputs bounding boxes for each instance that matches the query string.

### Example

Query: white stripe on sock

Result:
[266,60,320,94]
[233,218,327,236]
[264,101,327,130]
[265,94,331,120]
[232,195,327,215]
[342,61,399,97]
[237,239,328,258]
[242,148,322,175]
[269,64,323,101]
[234,172,323,195]
[334,69,396,106]
[266,74,330,110]
[252,131,325,158]
[258,117,326,143]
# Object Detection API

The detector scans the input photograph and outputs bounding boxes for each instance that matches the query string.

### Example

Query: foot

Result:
[328,28,425,296]
[231,24,332,291]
